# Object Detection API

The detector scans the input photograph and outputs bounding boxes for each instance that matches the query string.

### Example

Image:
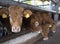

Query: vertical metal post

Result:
[54,2,59,21]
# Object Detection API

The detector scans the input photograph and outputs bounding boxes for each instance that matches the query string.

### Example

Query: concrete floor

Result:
[1,32,41,44]
[33,22,60,44]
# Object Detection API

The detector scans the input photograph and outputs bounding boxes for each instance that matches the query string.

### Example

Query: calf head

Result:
[9,6,24,33]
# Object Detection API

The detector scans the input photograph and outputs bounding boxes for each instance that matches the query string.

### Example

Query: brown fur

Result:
[30,14,42,32]
[42,12,56,31]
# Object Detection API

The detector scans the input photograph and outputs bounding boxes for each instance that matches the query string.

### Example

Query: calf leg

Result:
[42,24,49,40]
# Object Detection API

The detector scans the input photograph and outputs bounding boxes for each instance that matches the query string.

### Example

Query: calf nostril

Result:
[17,28,20,31]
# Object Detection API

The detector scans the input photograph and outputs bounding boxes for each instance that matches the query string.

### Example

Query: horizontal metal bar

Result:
[0,0,59,14]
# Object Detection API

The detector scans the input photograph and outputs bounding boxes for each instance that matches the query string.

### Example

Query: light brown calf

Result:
[9,6,32,33]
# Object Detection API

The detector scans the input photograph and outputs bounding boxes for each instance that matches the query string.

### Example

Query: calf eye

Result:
[35,21,39,27]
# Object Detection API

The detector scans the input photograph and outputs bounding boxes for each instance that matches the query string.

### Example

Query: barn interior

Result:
[0,0,60,44]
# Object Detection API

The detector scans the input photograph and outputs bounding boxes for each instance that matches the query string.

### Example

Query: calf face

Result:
[9,6,24,33]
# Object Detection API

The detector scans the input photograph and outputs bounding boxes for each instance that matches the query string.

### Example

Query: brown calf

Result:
[30,12,56,40]
[9,6,32,33]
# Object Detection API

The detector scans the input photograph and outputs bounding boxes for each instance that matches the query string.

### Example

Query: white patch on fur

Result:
[37,30,42,33]
[43,37,48,40]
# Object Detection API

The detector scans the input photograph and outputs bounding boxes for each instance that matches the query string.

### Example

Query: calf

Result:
[30,12,56,40]
[9,6,24,33]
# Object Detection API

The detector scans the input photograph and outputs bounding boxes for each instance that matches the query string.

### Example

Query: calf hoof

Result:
[43,37,48,40]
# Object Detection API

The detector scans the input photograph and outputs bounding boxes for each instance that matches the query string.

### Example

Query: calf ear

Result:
[24,10,32,15]
[17,6,24,12]
[23,10,32,18]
